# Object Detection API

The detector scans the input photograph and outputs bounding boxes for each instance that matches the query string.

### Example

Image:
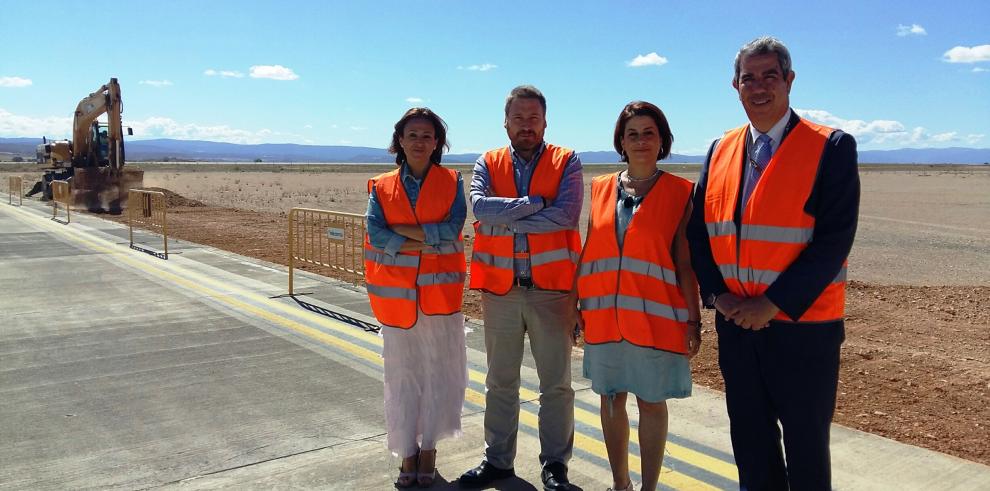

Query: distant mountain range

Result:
[2,137,988,164]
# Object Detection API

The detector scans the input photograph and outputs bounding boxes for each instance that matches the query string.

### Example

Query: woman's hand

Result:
[572,302,584,346]
[687,321,702,358]
[391,224,426,242]
[398,239,428,252]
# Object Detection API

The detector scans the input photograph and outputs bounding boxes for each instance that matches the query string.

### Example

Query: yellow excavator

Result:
[30,78,143,213]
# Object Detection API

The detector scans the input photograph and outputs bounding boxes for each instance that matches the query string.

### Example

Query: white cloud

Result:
[942,45,990,63]
[627,52,668,67]
[930,131,957,142]
[204,69,244,78]
[349,126,367,131]
[0,76,32,88]
[406,97,424,104]
[896,24,926,36]
[973,67,989,73]
[138,80,173,87]
[0,108,304,144]
[0,108,72,137]
[249,65,299,80]
[126,117,307,144]
[796,108,984,147]
[303,124,313,129]
[458,63,498,72]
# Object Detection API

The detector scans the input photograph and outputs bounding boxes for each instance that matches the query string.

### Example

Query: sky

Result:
[1,0,988,156]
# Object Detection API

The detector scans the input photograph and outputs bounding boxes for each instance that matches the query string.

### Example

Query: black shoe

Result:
[458,461,514,488]
[540,461,571,490]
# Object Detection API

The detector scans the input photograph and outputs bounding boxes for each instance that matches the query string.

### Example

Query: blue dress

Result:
[582,179,692,403]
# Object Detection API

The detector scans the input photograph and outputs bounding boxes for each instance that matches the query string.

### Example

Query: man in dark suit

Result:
[687,36,860,490]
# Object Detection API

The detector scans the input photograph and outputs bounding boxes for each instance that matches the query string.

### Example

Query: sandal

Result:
[416,449,437,488]
[395,452,418,488]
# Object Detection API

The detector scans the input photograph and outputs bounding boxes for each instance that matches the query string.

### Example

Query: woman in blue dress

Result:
[577,101,702,491]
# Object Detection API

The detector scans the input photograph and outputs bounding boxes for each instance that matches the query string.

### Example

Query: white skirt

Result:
[381,310,467,458]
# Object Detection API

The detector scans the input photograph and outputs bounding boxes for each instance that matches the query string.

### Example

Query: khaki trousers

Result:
[481,287,576,469]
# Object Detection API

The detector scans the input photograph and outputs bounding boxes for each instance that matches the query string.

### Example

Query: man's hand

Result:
[714,292,744,318]
[727,295,779,330]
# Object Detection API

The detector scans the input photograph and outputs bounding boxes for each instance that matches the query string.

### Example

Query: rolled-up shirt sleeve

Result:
[471,156,544,225]
[509,152,584,233]
[365,186,406,256]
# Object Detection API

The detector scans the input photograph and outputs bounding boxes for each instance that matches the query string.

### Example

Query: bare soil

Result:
[4,163,987,465]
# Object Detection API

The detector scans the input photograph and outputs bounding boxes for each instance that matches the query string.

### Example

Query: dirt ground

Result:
[3,163,988,465]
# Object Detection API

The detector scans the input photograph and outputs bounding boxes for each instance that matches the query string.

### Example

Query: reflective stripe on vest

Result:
[579,295,690,323]
[706,221,814,243]
[578,256,678,286]
[719,264,847,286]
[366,283,417,300]
[469,144,581,294]
[363,164,466,328]
[577,171,694,353]
[365,248,419,267]
[417,271,467,285]
[704,118,846,323]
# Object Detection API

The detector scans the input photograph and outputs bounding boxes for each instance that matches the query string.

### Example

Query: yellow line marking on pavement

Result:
[466,370,737,483]
[4,205,733,488]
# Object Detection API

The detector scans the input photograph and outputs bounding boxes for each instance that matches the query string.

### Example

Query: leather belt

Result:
[514,277,534,288]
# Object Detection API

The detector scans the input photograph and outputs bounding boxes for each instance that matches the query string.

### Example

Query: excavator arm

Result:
[71,78,124,174]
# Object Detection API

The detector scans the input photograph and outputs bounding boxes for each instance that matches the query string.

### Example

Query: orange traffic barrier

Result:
[128,189,169,259]
[288,207,366,295]
[7,176,22,206]
[51,180,71,223]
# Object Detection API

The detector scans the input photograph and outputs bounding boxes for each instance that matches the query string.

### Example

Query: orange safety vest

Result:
[704,118,847,323]
[577,171,694,353]
[363,164,466,328]
[469,144,582,294]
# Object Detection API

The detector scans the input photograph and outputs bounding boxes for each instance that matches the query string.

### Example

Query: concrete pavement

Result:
[1,197,988,490]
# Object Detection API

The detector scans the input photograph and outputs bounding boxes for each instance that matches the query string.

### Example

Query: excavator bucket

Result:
[71,167,144,213]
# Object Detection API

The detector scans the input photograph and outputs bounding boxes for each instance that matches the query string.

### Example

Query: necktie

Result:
[742,133,772,208]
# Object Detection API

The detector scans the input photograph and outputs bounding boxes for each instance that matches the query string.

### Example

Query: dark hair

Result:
[504,85,546,116]
[613,101,673,162]
[733,36,792,83]
[388,107,450,165]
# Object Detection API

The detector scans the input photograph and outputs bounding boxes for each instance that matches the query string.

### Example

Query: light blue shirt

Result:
[470,142,584,278]
[366,163,467,256]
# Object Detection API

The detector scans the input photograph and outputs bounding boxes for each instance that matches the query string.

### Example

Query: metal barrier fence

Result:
[51,180,71,223]
[288,207,366,295]
[128,189,169,259]
[7,176,22,206]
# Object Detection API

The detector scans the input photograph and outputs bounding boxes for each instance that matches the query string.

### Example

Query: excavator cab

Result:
[93,124,111,165]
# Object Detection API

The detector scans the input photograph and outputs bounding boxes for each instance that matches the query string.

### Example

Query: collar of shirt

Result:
[400,161,427,186]
[509,141,546,167]
[748,108,791,155]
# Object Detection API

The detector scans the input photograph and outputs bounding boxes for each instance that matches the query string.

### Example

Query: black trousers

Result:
[716,315,844,491]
